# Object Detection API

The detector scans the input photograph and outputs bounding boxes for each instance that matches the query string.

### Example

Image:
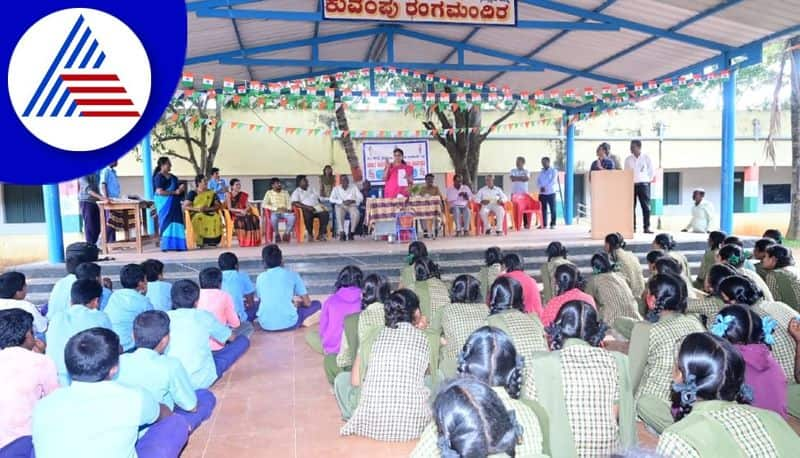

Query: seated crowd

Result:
[3,228,800,456]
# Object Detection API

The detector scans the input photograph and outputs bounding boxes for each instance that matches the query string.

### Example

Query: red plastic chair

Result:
[511,194,543,230]
[263,208,303,244]
[471,201,511,235]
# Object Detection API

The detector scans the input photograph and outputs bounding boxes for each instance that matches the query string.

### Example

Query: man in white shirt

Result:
[291,175,330,242]
[445,174,473,236]
[682,188,714,233]
[329,175,364,241]
[510,156,533,229]
[474,175,508,236]
[0,272,47,335]
[624,140,655,234]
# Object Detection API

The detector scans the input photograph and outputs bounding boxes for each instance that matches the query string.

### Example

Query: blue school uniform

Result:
[104,289,154,351]
[166,308,232,389]
[256,267,307,331]
[239,271,255,295]
[221,270,247,322]
[117,348,197,411]
[32,380,159,458]
[45,305,112,386]
[100,287,112,311]
[47,274,76,317]
[145,280,173,312]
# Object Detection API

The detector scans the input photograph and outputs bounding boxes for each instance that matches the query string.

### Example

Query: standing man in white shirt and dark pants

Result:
[475,175,508,236]
[329,175,363,241]
[624,140,654,234]
[509,156,532,228]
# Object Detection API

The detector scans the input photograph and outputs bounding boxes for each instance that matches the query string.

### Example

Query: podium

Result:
[590,169,634,240]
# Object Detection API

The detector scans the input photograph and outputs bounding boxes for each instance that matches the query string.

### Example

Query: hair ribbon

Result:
[673,373,698,406]
[761,316,778,346]
[710,314,735,338]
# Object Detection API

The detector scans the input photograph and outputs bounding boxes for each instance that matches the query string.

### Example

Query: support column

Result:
[141,134,155,233]
[43,184,65,264]
[564,116,575,225]
[743,165,759,213]
[720,69,736,234]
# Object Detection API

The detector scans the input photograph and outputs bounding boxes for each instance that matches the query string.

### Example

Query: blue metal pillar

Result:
[720,69,736,234]
[564,115,575,225]
[43,184,65,264]
[141,134,155,233]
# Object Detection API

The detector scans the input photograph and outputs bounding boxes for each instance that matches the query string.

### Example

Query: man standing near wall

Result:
[625,140,654,234]
[537,157,558,230]
[78,172,104,245]
[509,156,531,228]
[99,161,121,242]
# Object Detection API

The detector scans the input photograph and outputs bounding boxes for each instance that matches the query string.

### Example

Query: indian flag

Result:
[237,85,247,94]
[616,84,627,95]
[549,90,560,101]
[534,90,544,101]
[181,73,194,88]
[720,69,730,80]
[647,80,658,91]
[325,88,335,98]
[633,81,644,96]
[563,89,576,101]
[601,86,612,99]
[583,87,594,101]
[223,78,234,94]
[202,76,214,90]
[412,92,422,102]
[661,78,674,91]
[249,81,262,93]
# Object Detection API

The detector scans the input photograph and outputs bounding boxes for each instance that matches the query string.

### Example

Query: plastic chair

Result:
[396,210,418,242]
[183,208,230,250]
[295,208,333,242]
[511,193,543,230]
[263,208,303,243]
[471,201,511,235]
[444,200,475,236]
[223,206,261,247]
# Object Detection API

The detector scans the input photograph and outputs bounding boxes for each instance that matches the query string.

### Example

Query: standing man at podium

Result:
[624,140,654,234]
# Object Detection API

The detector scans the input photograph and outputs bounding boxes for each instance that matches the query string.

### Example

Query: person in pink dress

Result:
[541,263,596,327]
[501,253,543,317]
[382,148,414,198]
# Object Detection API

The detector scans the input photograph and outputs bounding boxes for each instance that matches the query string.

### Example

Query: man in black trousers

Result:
[624,140,654,233]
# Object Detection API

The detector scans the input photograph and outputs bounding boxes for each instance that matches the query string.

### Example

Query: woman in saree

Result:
[185,175,223,247]
[226,178,261,247]
[153,157,187,252]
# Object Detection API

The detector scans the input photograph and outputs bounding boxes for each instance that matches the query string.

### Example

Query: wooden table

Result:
[365,196,443,238]
[97,200,158,254]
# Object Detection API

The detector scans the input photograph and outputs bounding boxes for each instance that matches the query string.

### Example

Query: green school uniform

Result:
[415,278,451,385]
[540,258,574,304]
[692,249,718,290]
[486,310,548,400]
[751,300,797,382]
[529,339,635,458]
[764,267,800,311]
[584,272,641,326]
[656,401,800,457]
[686,294,725,327]
[400,264,415,289]
[479,263,503,300]
[667,251,693,287]
[612,249,646,299]
[411,387,549,458]
[740,267,774,302]
[629,313,705,434]
[438,302,490,379]
[336,302,385,369]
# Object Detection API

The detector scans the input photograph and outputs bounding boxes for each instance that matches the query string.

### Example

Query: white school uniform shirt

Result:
[0,299,47,333]
[291,187,325,211]
[685,199,714,233]
[329,185,364,206]
[509,167,530,195]
[624,153,654,184]
[474,186,508,205]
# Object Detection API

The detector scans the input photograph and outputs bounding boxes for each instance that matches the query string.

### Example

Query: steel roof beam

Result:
[186,0,260,12]
[220,58,542,72]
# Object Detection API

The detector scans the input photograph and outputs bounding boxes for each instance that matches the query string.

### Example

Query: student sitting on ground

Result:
[654,256,699,299]
[31,328,189,458]
[653,233,692,286]
[413,327,547,457]
[255,244,321,331]
[46,255,89,317]
[219,252,257,325]
[198,267,248,345]
[541,263,596,327]
[694,231,727,289]
[46,279,112,386]
[0,309,58,453]
[309,265,363,385]
[656,333,800,457]
[336,289,431,441]
[760,245,800,310]
[711,305,787,418]
[540,241,574,303]
[606,232,646,301]
[166,280,248,390]
[0,272,48,335]
[142,259,172,312]
[427,378,525,457]
[478,246,503,300]
[116,310,216,432]
[400,241,428,288]
[536,301,636,457]
[411,258,449,335]
[764,228,784,245]
[721,236,758,272]
[629,274,705,434]
[717,244,773,303]
[74,262,112,311]
[585,252,640,338]
[686,264,738,326]
[438,275,489,379]
[754,237,777,278]
[485,276,548,400]
[104,264,154,352]
[335,274,390,376]
[501,253,543,317]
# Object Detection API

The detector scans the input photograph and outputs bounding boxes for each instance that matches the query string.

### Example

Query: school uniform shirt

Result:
[530,339,636,458]
[197,289,241,351]
[400,264,415,289]
[503,270,544,318]
[0,299,47,333]
[166,308,232,390]
[145,280,173,312]
[32,380,159,458]
[541,288,597,328]
[656,401,800,458]
[47,274,76,317]
[412,386,547,458]
[341,323,431,441]
[0,347,58,449]
[479,263,503,300]
[413,278,451,333]
[255,267,307,331]
[486,310,548,400]
[336,302,386,369]
[667,251,693,287]
[99,166,121,198]
[104,289,154,352]
[739,267,774,302]
[221,270,248,323]
[100,287,112,311]
[438,302,489,378]
[763,267,800,310]
[45,305,112,386]
[319,286,362,354]
[584,272,641,326]
[735,343,787,418]
[693,248,718,289]
[751,300,798,382]
[686,294,724,326]
[510,167,530,195]
[116,348,197,411]
[612,249,646,299]
[539,258,574,304]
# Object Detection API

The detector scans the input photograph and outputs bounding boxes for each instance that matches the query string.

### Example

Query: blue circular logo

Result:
[2,0,187,184]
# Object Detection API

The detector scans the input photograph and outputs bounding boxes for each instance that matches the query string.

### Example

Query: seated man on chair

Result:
[474,174,508,236]
[291,175,330,242]
[445,174,473,237]
[262,178,295,244]
[329,175,363,241]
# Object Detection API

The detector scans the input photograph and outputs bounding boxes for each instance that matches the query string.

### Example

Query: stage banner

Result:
[323,0,517,26]
[363,140,430,185]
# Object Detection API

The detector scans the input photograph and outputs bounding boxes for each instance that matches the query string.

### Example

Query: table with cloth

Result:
[364,196,443,238]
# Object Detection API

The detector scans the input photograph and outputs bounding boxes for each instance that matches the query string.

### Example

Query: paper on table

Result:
[397,168,407,186]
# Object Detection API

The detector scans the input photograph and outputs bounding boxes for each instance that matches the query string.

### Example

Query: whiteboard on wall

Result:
[362,140,430,185]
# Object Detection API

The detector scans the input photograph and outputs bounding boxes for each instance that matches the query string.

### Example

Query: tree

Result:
[422,94,517,187]
[653,87,704,110]
[330,80,362,182]
[150,93,223,177]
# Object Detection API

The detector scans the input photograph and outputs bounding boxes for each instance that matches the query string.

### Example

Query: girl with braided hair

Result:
[400,241,429,288]
[604,233,645,300]
[685,264,737,326]
[529,301,635,457]
[479,246,504,301]
[657,333,800,457]
[760,245,800,310]
[540,263,595,328]
[585,253,642,339]
[412,327,547,457]
[652,233,692,286]
[693,231,727,290]
[438,275,489,379]
[335,274,390,374]
[629,274,704,434]
[540,241,574,303]
[654,256,700,299]
[717,244,774,302]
